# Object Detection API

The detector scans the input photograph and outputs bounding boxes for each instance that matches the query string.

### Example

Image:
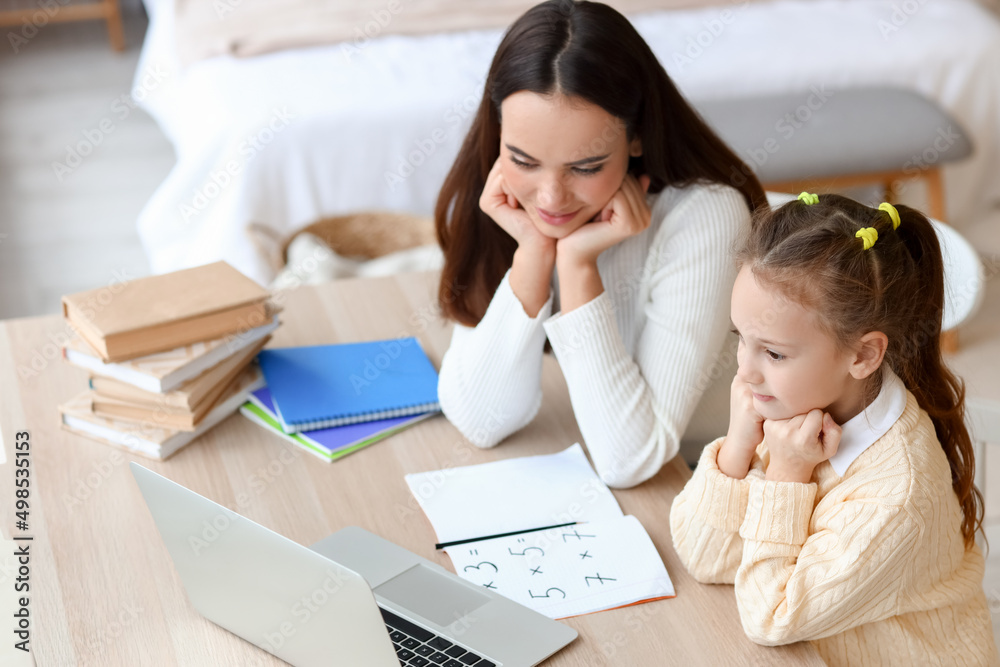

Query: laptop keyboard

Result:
[380,607,496,667]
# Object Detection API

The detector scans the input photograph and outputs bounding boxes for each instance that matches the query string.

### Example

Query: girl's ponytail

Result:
[890,209,983,547]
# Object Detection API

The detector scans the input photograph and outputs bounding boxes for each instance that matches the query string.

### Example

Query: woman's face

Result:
[498,91,642,239]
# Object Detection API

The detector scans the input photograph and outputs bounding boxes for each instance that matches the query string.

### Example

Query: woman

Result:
[436,0,767,487]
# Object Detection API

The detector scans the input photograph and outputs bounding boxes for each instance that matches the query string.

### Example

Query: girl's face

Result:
[498,91,642,239]
[731,265,863,424]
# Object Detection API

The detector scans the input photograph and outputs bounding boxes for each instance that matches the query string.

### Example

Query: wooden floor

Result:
[3,7,1000,654]
[0,11,169,321]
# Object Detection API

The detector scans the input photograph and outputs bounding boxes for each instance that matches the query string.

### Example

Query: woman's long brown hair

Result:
[737,194,984,547]
[436,0,767,326]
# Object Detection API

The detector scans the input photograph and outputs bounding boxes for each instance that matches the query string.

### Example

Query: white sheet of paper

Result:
[404,443,623,544]
[444,515,674,619]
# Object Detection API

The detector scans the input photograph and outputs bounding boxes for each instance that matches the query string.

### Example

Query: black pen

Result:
[435,521,579,550]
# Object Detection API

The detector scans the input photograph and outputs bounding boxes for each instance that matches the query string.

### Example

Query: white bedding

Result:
[134,0,1000,285]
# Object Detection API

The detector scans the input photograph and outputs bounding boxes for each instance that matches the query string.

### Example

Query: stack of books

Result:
[240,338,440,462]
[58,261,278,460]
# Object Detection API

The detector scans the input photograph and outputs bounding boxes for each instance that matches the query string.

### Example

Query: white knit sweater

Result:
[437,183,750,487]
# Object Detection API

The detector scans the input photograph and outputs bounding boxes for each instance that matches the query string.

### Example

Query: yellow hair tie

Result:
[797,192,819,205]
[878,202,900,229]
[855,227,878,250]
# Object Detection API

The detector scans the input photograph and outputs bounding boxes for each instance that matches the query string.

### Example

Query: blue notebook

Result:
[257,338,440,433]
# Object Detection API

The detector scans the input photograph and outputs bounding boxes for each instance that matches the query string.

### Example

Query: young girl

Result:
[435,0,767,487]
[670,193,998,664]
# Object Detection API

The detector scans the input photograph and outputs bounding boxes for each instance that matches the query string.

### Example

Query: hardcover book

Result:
[62,261,270,362]
[59,365,264,460]
[63,311,279,393]
[88,337,269,413]
[90,349,266,431]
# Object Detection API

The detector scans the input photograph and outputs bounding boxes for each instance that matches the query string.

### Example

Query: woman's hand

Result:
[554,174,651,313]
[717,376,766,479]
[480,157,555,256]
[481,157,555,317]
[556,173,652,269]
[763,410,842,483]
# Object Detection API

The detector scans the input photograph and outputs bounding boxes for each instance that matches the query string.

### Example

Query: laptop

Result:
[130,463,577,666]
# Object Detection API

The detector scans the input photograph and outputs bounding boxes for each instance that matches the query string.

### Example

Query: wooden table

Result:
[0,271,823,666]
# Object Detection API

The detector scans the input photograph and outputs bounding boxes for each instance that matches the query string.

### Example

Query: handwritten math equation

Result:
[445,517,672,619]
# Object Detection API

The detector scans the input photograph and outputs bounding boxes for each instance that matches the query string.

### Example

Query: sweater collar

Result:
[828,367,907,477]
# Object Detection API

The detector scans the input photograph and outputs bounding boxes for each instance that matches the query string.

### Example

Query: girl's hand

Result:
[556,174,652,268]
[718,376,766,479]
[763,411,842,483]
[480,157,555,256]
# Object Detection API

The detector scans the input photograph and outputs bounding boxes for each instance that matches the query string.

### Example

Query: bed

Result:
[133,0,1000,285]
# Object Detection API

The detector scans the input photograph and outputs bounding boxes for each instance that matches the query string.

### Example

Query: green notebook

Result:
[239,396,425,462]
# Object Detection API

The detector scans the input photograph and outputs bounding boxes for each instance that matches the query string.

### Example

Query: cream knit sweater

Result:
[670,391,998,665]
[437,183,749,487]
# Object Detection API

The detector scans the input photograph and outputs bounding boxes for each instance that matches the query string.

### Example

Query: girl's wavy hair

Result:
[435,0,767,326]
[737,193,983,546]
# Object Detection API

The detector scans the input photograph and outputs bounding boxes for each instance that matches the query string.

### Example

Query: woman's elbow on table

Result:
[590,434,679,489]
[439,395,504,449]
[450,419,504,449]
[438,384,542,450]
[594,462,653,489]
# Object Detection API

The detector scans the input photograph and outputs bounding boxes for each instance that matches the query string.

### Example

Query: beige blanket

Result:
[175,0,746,67]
